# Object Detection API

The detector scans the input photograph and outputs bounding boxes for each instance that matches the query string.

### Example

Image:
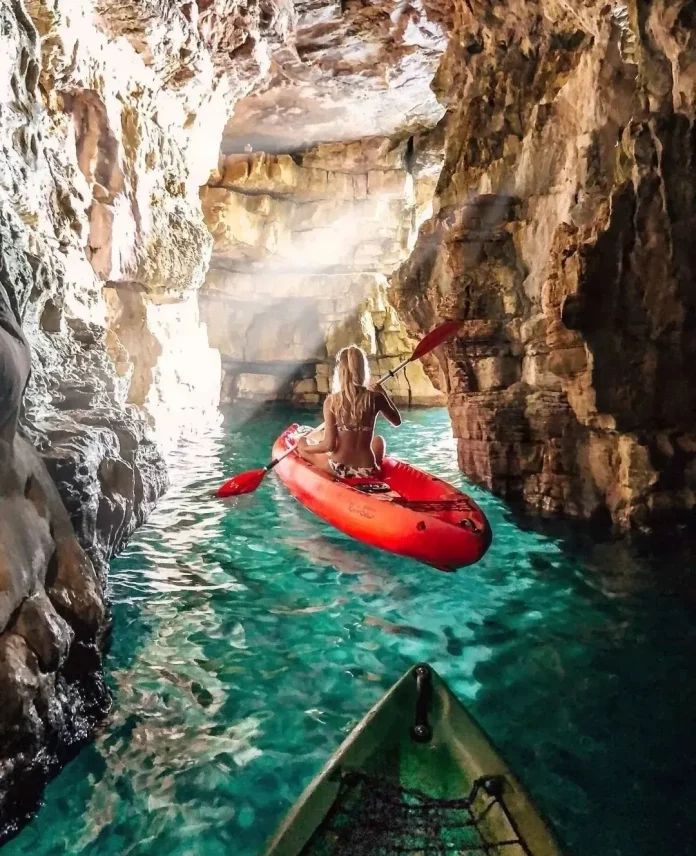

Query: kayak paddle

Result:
[216,319,462,498]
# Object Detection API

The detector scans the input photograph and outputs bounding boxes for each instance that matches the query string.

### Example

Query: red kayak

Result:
[272,424,491,571]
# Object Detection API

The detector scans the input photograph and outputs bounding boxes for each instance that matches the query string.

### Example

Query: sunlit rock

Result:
[200,136,446,406]
[223,0,451,151]
[105,288,221,451]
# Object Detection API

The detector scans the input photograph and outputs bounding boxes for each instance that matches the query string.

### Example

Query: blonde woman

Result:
[297,345,401,477]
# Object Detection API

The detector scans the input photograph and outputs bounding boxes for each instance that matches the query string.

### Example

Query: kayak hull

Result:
[263,663,564,856]
[272,424,491,570]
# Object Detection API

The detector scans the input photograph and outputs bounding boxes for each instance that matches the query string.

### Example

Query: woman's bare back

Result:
[328,388,400,469]
[296,359,401,476]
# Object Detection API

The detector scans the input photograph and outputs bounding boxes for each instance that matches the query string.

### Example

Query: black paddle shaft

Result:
[410,664,433,743]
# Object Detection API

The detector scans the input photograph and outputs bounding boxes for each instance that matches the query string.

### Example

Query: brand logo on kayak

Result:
[348,503,375,520]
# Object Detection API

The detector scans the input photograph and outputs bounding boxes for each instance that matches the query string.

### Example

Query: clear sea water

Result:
[4,406,695,856]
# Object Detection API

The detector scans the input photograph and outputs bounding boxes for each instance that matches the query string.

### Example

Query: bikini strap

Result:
[331,389,376,432]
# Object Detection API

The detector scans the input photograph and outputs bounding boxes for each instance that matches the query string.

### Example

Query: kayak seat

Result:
[298,769,529,856]
[392,496,477,512]
[349,480,392,494]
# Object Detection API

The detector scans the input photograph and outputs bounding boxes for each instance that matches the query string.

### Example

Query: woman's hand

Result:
[375,384,401,426]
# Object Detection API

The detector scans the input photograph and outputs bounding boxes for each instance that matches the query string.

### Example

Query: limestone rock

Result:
[235,372,291,400]
[0,436,108,842]
[0,635,45,751]
[104,288,221,451]
[0,293,30,460]
[201,137,446,406]
[0,630,108,841]
[6,0,293,459]
[0,495,53,634]
[392,0,696,530]
[223,0,451,152]
[11,591,74,674]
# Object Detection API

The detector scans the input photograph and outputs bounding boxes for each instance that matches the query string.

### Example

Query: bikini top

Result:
[336,422,372,433]
[332,393,375,433]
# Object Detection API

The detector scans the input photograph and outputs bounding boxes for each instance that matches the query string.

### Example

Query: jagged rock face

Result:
[200,134,446,405]
[223,0,451,151]
[0,197,107,837]
[392,0,696,529]
[196,0,296,78]
[0,0,289,838]
[0,434,108,842]
[17,0,292,451]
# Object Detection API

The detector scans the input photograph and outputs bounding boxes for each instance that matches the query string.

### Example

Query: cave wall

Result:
[392,0,696,530]
[200,133,447,405]
[0,0,290,837]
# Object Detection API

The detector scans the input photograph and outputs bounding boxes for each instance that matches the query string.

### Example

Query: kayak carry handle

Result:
[410,663,433,743]
[468,774,505,803]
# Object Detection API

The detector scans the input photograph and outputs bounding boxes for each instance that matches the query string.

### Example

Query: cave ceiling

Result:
[222,0,452,152]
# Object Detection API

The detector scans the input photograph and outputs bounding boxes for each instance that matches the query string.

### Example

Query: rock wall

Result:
[200,134,447,405]
[0,0,289,839]
[392,0,696,530]
[0,432,107,841]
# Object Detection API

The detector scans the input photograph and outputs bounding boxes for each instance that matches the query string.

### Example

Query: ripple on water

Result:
[4,405,696,856]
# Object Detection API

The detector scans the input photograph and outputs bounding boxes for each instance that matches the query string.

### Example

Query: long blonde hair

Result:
[331,346,372,427]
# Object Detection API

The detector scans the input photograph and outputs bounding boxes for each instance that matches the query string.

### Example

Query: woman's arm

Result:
[375,386,401,426]
[297,398,337,454]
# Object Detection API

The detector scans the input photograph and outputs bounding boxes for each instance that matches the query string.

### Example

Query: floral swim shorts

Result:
[328,459,379,479]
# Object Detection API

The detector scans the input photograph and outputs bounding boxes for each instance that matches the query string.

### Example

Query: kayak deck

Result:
[300,769,530,855]
[273,425,492,570]
[264,665,563,856]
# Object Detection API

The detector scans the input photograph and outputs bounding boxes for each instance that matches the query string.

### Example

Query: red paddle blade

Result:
[410,319,462,362]
[216,467,267,498]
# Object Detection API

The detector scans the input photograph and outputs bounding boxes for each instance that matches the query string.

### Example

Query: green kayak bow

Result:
[263,664,564,856]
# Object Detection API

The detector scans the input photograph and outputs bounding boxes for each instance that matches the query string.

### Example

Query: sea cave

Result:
[0,2,695,855]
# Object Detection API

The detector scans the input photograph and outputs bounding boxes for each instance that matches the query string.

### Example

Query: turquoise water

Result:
[4,406,696,856]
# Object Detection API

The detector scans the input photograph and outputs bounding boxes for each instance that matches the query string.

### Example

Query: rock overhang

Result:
[222,0,452,153]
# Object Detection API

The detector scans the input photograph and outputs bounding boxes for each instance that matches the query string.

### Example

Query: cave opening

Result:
[198,131,448,409]
[195,3,450,416]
